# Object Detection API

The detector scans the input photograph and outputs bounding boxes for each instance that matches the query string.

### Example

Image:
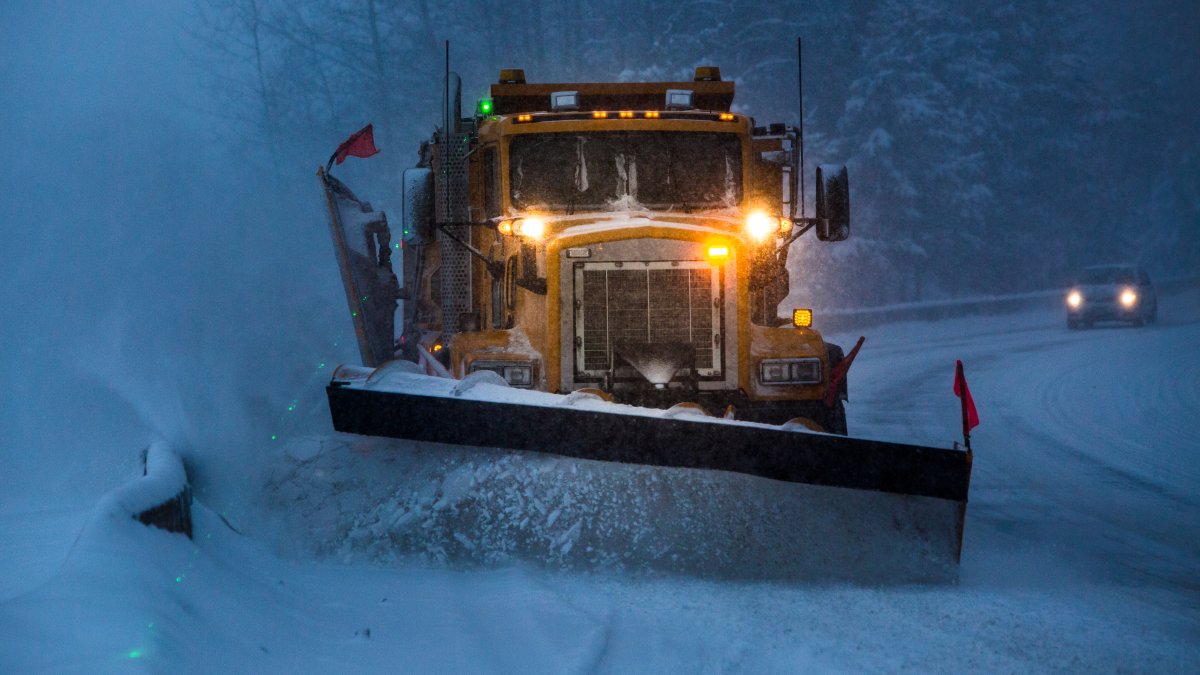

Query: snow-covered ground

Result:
[2,287,1198,672]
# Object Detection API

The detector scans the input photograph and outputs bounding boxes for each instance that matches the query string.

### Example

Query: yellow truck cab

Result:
[399,67,852,432]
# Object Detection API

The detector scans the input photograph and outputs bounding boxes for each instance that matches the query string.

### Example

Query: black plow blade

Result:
[325,380,973,574]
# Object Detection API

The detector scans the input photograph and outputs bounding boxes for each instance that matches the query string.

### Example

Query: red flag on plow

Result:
[329,124,380,169]
[954,360,979,447]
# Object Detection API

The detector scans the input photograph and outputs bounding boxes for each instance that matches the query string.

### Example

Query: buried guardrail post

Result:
[126,443,193,539]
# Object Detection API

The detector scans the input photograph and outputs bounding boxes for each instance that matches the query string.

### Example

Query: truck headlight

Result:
[1066,290,1082,309]
[745,211,791,242]
[514,217,545,240]
[498,217,546,240]
[759,358,821,385]
[468,360,535,388]
[745,212,776,242]
[502,365,533,387]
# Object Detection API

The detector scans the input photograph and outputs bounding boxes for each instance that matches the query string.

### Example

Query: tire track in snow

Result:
[834,287,1200,607]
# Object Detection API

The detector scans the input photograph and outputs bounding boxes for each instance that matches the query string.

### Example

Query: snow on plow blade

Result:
[325,368,972,577]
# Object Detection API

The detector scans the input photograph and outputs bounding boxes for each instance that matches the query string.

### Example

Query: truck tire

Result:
[822,342,849,435]
[825,342,847,401]
[824,399,848,436]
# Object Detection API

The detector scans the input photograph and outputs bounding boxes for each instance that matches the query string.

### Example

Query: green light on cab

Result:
[478,98,493,116]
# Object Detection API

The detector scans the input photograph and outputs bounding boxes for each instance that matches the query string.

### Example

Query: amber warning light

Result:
[792,309,813,328]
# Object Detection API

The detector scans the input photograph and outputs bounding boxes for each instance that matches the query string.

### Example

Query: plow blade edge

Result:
[326,383,973,573]
[326,384,971,502]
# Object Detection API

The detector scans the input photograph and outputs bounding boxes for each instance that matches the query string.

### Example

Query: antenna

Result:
[443,40,450,142]
[797,36,806,220]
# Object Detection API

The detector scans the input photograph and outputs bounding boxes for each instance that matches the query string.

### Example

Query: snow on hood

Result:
[354,367,789,430]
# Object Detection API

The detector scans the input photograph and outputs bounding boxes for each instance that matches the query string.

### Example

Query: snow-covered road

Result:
[3,287,1198,672]
[843,288,1200,618]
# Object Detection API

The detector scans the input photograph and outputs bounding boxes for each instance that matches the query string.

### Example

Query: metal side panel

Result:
[319,169,401,367]
[434,133,472,341]
[325,384,971,504]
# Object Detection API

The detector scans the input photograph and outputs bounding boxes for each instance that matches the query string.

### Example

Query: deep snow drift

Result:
[2,287,1199,672]
[256,433,959,583]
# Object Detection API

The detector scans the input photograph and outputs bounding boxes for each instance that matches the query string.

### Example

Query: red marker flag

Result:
[331,124,380,167]
[953,360,980,443]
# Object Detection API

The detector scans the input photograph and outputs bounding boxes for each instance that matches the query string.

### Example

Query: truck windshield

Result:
[1079,267,1136,284]
[509,131,742,211]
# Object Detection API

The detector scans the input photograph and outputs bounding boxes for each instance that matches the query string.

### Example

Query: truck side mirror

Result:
[815,164,850,242]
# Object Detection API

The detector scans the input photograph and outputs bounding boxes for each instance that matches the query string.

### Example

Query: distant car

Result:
[1065,264,1157,329]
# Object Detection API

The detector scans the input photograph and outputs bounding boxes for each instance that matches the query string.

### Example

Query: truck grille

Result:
[574,262,722,376]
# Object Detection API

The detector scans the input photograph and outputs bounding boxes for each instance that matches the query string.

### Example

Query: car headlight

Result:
[759,358,821,385]
[1066,290,1082,309]
[468,360,535,388]
[1119,288,1138,308]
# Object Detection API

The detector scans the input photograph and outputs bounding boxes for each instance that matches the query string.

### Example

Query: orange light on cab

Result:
[792,309,813,328]
[707,246,730,262]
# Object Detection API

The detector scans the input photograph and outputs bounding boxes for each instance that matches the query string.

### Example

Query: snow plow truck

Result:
[318,59,973,574]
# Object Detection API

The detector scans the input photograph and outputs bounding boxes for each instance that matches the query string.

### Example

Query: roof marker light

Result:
[498,69,525,84]
[665,89,694,110]
[551,91,579,111]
